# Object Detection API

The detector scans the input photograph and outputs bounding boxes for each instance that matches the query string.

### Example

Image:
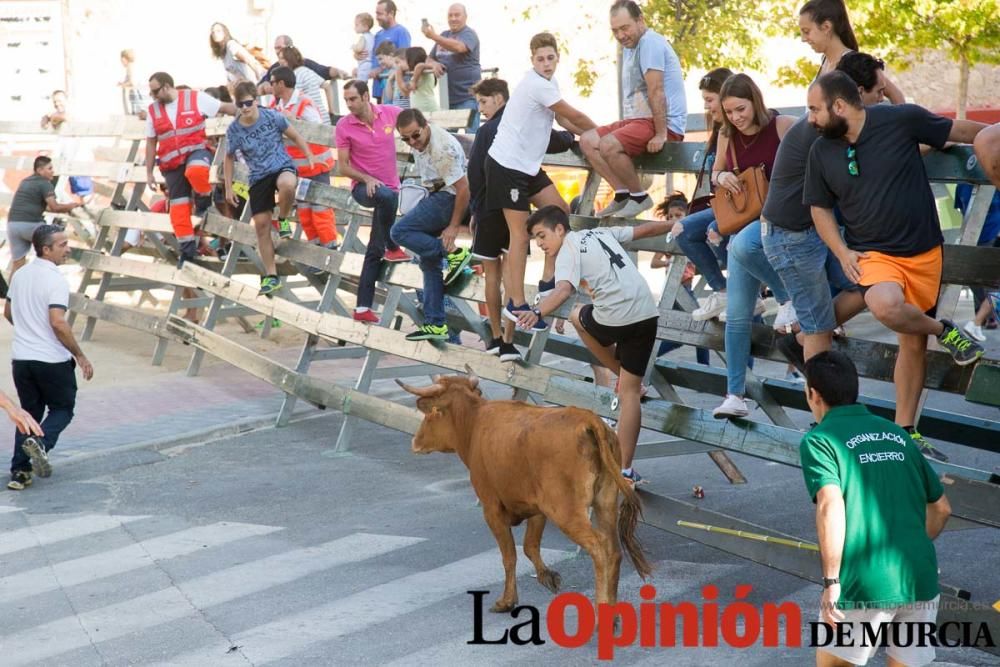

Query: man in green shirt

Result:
[800,350,951,667]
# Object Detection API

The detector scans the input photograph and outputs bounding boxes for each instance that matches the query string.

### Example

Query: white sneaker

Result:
[713,394,749,419]
[614,196,654,219]
[692,291,727,321]
[596,198,627,218]
[772,301,798,333]
[718,297,764,323]
[963,320,986,342]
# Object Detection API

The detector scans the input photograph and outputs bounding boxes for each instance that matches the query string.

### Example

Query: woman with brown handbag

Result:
[710,74,799,419]
[672,68,733,322]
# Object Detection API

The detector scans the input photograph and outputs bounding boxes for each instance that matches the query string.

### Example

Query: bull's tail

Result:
[588,419,653,580]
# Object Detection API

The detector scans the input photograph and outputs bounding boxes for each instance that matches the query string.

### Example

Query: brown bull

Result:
[398,366,652,613]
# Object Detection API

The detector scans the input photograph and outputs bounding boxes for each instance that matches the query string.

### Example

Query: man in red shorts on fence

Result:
[580,0,686,219]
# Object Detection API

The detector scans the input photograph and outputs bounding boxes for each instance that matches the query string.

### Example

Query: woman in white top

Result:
[209,22,265,86]
[280,46,332,125]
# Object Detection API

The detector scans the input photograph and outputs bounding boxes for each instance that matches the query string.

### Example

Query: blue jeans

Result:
[451,98,481,133]
[675,208,728,291]
[657,283,710,365]
[724,220,790,396]
[762,224,856,334]
[389,192,456,326]
[351,183,400,309]
[10,359,77,473]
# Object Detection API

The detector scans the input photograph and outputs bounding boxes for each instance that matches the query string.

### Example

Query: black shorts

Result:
[484,155,552,212]
[578,305,658,377]
[471,209,510,259]
[248,167,296,216]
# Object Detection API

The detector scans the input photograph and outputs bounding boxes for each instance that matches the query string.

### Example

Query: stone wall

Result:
[890,50,1000,113]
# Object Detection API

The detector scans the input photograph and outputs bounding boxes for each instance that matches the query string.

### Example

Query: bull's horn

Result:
[395,379,445,397]
[464,364,480,388]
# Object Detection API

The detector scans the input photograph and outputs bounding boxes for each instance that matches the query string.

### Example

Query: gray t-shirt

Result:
[555,227,658,326]
[621,29,687,137]
[762,115,819,231]
[430,26,481,106]
[8,174,55,223]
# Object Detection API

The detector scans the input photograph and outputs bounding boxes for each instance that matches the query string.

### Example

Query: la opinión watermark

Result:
[466,586,995,660]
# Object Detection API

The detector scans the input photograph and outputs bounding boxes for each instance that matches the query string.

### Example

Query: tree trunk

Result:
[957,53,969,120]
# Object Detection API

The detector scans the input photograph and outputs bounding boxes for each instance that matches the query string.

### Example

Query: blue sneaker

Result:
[622,469,646,488]
[502,300,548,331]
[534,278,556,304]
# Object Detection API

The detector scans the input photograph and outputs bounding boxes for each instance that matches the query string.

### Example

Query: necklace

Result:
[736,129,761,151]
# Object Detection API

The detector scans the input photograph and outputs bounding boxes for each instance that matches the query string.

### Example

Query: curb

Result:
[52,407,323,467]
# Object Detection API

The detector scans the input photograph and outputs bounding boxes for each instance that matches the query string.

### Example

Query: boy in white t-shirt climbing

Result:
[517,206,666,487]
[485,32,597,329]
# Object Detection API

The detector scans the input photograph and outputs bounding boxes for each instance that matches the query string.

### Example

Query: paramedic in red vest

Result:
[268,66,339,249]
[145,72,235,264]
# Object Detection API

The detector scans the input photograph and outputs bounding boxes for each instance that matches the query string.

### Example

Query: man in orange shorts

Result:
[580,0,685,220]
[804,71,988,460]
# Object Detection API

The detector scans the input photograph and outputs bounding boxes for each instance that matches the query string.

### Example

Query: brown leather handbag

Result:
[711,141,769,235]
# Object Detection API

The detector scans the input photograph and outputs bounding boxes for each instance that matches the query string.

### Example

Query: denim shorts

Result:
[762,223,854,334]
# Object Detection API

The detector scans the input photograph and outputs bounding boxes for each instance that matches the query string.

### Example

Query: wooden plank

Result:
[77,251,195,287]
[965,362,1000,407]
[940,475,1000,529]
[68,294,167,334]
[201,210,563,312]
[84,257,995,522]
[655,310,985,394]
[942,243,1000,290]
[656,359,1000,454]
[95,209,175,234]
[164,316,423,434]
[0,156,144,181]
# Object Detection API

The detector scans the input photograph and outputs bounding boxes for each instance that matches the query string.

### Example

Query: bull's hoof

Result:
[536,569,562,593]
[490,599,517,613]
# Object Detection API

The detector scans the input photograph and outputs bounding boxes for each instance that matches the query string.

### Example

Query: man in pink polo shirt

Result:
[335,79,409,323]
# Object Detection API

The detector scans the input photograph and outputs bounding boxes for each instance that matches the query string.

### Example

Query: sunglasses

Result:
[400,129,423,143]
[846,145,859,177]
[236,99,255,109]
[149,86,162,96]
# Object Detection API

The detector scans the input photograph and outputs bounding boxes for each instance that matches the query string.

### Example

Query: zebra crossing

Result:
[1,506,990,665]
[0,508,579,665]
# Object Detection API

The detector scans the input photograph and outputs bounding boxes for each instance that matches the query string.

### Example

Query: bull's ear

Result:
[427,406,443,420]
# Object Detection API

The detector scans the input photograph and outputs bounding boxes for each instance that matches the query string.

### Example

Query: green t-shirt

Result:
[8,174,55,222]
[800,404,943,609]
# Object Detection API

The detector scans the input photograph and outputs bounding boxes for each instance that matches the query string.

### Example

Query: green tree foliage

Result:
[638,0,791,73]
[777,0,1000,116]
[858,0,1000,117]
[514,0,999,114]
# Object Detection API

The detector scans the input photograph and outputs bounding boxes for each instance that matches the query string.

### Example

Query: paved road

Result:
[1,403,995,666]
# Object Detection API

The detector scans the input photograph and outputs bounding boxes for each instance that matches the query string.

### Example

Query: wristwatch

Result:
[532,307,542,318]
[822,577,840,588]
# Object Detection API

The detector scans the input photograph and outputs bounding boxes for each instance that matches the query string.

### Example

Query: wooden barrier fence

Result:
[3,111,999,656]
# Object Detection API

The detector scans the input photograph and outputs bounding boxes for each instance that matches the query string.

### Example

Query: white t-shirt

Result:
[9,259,73,363]
[488,70,561,175]
[412,127,467,195]
[294,66,331,125]
[273,90,323,124]
[554,227,658,326]
[145,91,222,138]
